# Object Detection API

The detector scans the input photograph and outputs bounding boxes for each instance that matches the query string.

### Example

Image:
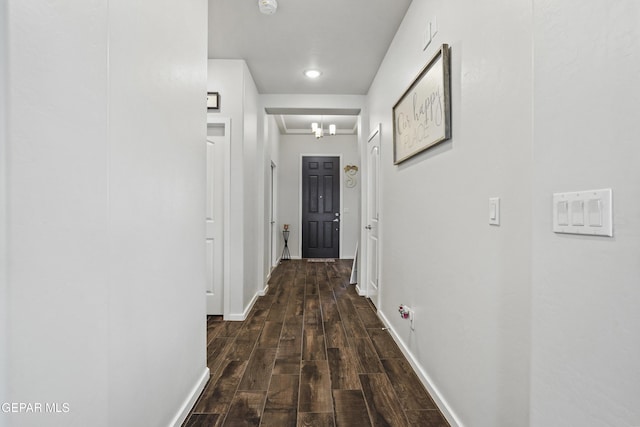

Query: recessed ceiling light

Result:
[304,69,322,79]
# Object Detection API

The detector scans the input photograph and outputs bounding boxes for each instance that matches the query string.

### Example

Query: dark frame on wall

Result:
[392,44,451,164]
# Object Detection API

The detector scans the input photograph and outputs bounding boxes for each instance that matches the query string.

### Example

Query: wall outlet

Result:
[399,304,415,330]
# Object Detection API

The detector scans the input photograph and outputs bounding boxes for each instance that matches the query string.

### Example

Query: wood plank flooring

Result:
[184,260,450,427]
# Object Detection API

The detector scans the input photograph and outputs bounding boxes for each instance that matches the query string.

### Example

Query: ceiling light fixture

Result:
[258,0,278,15]
[304,69,322,79]
[311,117,336,139]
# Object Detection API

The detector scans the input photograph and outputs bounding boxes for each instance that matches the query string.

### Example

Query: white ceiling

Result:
[208,0,413,133]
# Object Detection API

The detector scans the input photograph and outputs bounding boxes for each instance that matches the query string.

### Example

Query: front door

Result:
[302,156,340,258]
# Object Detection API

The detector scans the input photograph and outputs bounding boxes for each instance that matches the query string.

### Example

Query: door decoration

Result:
[344,164,359,188]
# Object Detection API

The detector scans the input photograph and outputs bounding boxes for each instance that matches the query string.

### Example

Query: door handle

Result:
[333,218,340,222]
[365,225,372,230]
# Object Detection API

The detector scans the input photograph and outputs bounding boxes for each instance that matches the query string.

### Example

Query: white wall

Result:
[262,115,281,274]
[0,0,8,420]
[531,1,640,426]
[207,60,246,318]
[6,2,111,425]
[4,1,208,426]
[207,59,266,317]
[366,0,532,425]
[106,1,208,425]
[242,62,263,306]
[278,134,360,259]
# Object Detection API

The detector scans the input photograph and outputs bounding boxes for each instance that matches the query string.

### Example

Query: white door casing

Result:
[365,125,381,306]
[270,161,278,268]
[206,118,230,315]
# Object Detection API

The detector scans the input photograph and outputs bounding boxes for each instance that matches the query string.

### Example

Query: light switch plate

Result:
[553,188,612,237]
[489,197,500,226]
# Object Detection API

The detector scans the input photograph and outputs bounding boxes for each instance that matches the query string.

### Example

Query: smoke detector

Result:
[259,0,278,15]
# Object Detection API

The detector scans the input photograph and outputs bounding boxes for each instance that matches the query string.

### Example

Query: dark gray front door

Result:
[302,156,340,258]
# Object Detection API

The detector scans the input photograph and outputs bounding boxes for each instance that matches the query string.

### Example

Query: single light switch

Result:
[557,201,569,225]
[489,197,500,226]
[571,200,585,226]
[587,199,602,227]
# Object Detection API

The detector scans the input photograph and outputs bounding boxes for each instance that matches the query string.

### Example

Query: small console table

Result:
[281,230,291,261]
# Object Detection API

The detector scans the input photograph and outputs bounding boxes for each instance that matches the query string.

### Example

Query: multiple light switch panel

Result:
[553,189,613,237]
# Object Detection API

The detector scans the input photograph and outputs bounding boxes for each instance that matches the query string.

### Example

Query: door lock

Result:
[365,225,372,230]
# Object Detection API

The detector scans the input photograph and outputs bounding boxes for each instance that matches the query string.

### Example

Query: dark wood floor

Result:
[183,259,449,427]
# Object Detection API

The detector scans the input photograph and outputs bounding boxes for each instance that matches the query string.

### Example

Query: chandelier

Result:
[311,118,336,139]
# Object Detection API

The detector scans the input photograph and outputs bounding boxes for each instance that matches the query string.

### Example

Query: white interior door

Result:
[205,123,226,315]
[270,162,277,268]
[366,125,381,304]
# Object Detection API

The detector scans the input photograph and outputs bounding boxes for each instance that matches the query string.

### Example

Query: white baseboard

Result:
[355,284,366,296]
[259,284,269,296]
[225,313,246,321]
[226,288,262,321]
[377,310,463,427]
[169,366,210,427]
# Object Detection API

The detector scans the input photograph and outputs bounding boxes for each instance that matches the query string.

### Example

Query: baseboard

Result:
[169,366,210,427]
[226,289,262,321]
[355,284,366,296]
[377,310,463,427]
[225,313,246,321]
[259,284,269,296]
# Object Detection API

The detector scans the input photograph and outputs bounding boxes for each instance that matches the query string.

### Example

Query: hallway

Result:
[184,260,449,426]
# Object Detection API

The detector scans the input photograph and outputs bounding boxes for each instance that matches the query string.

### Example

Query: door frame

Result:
[298,154,343,259]
[362,124,381,306]
[270,161,278,269]
[206,115,231,318]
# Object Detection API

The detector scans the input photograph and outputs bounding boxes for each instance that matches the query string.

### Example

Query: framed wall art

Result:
[393,44,451,164]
